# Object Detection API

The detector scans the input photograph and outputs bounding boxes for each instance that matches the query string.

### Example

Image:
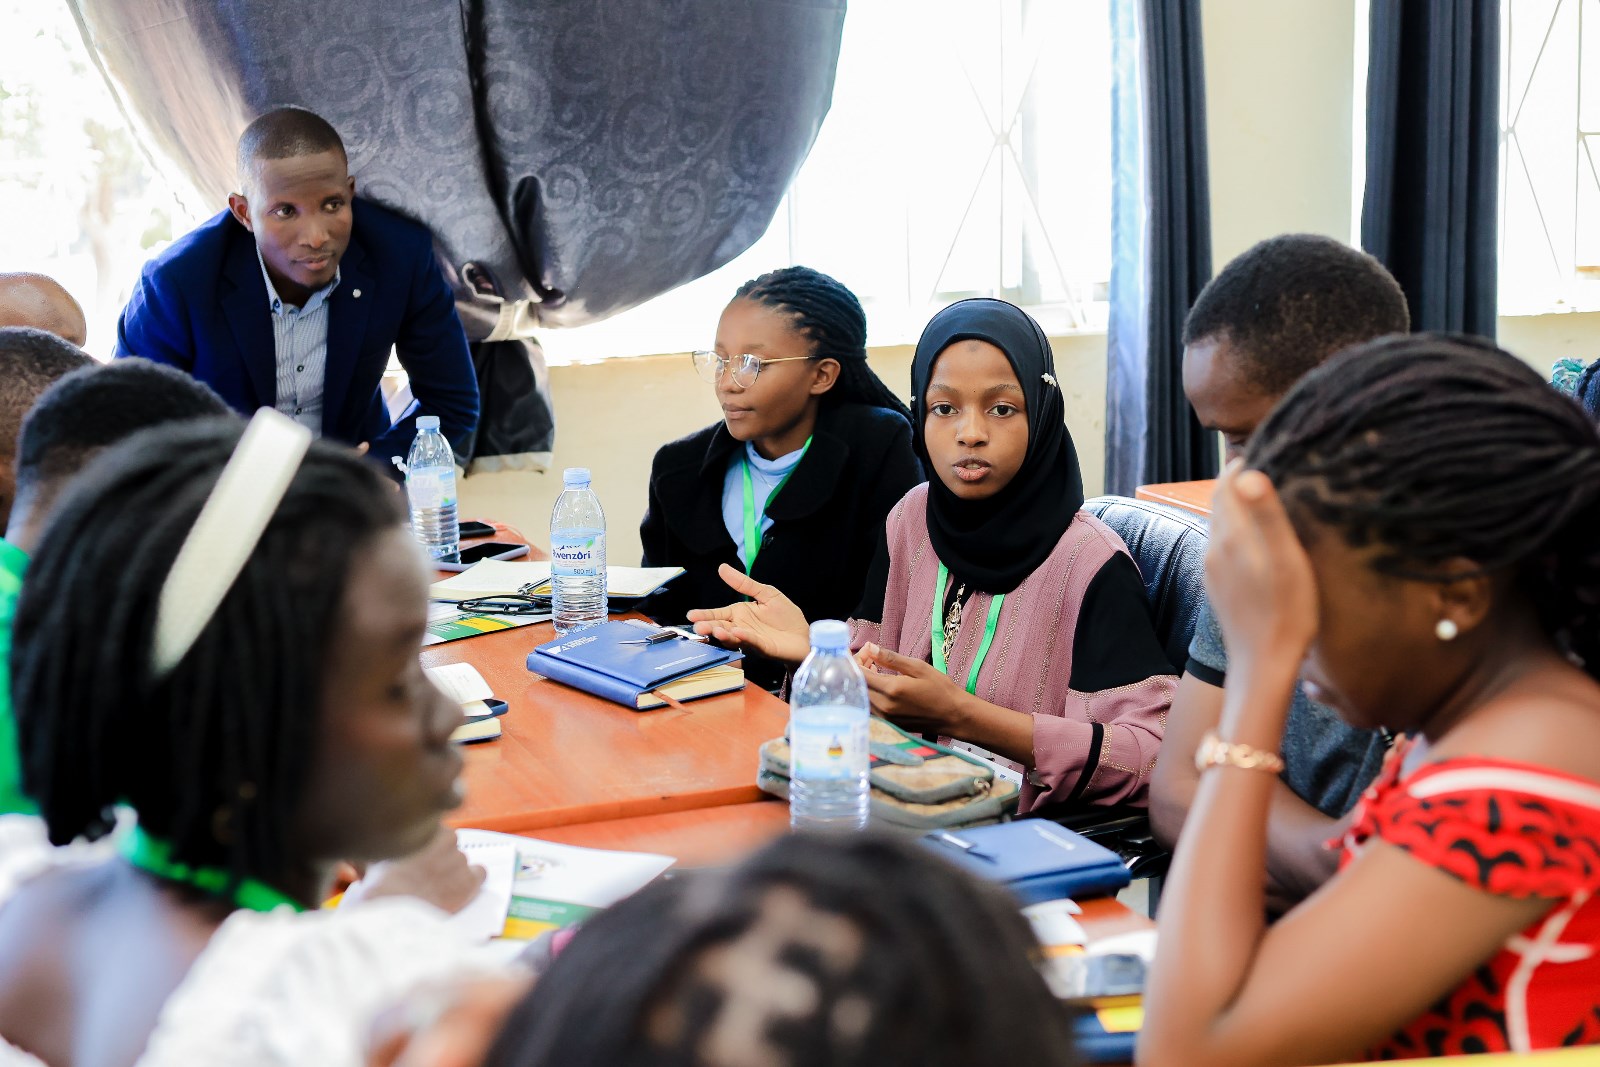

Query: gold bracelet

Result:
[1194,730,1285,774]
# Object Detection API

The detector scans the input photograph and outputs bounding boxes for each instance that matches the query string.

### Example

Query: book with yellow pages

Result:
[430,560,685,602]
[526,619,744,710]
[425,662,509,742]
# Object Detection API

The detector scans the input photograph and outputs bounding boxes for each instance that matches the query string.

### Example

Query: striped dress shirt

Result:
[258,250,340,434]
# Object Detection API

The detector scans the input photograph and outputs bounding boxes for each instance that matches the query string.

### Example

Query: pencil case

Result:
[757,717,1020,830]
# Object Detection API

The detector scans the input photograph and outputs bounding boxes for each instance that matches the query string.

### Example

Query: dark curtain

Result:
[67,0,845,466]
[1361,0,1499,337]
[1105,0,1217,497]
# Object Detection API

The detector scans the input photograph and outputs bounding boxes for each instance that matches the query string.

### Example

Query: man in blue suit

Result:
[115,107,478,471]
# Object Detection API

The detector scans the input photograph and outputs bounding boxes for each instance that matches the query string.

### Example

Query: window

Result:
[1499,0,1600,315]
[0,0,1114,362]
[0,0,206,356]
[543,0,1114,363]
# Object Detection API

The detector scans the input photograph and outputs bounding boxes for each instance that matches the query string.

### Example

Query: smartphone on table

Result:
[435,541,530,571]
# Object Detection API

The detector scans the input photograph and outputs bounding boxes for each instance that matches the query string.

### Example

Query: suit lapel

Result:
[323,239,373,438]
[221,236,279,408]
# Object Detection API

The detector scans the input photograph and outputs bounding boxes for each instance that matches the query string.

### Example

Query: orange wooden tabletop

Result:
[1133,479,1216,517]
[430,618,789,834]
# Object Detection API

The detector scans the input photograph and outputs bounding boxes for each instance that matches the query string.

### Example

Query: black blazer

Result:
[639,402,923,688]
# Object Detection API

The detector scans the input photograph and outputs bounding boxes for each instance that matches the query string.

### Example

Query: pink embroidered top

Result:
[851,484,1175,813]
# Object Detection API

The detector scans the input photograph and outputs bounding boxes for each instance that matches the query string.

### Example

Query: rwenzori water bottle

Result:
[788,620,870,831]
[404,415,459,563]
[550,467,607,635]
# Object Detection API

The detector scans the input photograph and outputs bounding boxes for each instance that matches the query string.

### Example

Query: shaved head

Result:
[235,106,347,195]
[0,273,87,348]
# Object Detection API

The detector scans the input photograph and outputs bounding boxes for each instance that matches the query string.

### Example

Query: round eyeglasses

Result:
[691,350,813,388]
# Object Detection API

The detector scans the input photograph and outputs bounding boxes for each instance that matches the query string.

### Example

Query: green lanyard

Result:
[119,824,307,913]
[740,437,811,571]
[930,562,1005,695]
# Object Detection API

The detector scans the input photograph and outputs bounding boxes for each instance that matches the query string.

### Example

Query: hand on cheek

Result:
[1204,461,1318,679]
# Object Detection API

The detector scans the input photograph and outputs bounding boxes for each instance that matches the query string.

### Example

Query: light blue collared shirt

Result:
[258,249,340,434]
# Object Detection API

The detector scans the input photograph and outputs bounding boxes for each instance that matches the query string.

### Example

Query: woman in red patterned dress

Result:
[1140,334,1600,1065]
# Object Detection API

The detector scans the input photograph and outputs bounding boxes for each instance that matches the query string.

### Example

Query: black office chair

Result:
[1041,497,1211,907]
[1081,495,1210,672]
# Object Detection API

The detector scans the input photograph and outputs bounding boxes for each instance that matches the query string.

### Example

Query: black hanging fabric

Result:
[66,0,846,465]
[1105,0,1217,496]
[1361,0,1500,338]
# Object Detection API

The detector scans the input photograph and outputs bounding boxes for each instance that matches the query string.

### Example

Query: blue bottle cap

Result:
[416,415,441,431]
[809,619,849,650]
[563,467,591,488]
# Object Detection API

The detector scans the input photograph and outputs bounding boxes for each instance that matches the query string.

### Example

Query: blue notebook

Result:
[526,621,743,710]
[921,819,1131,904]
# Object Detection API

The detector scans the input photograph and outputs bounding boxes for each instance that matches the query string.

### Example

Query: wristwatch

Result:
[1194,730,1285,774]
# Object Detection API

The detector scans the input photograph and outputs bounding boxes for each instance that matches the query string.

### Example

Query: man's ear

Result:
[346,175,356,198]
[227,193,254,232]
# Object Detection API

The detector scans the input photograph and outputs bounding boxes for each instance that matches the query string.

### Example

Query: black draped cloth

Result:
[69,0,846,464]
[1361,0,1499,338]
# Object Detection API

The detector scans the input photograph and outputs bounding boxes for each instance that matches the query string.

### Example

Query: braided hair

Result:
[733,267,913,423]
[483,833,1078,1067]
[13,419,404,884]
[1247,333,1600,679]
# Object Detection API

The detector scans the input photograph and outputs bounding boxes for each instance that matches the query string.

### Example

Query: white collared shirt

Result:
[257,249,340,434]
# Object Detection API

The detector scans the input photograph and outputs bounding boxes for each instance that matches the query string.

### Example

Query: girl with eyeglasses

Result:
[689,299,1176,815]
[639,266,921,689]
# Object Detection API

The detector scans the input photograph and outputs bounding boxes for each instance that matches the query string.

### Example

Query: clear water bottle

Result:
[404,415,459,563]
[550,467,607,635]
[789,620,870,831]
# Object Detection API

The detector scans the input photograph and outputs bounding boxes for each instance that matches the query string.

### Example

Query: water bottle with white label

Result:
[550,467,607,635]
[404,416,459,563]
[789,619,870,831]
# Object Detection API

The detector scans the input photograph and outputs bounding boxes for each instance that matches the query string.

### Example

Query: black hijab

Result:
[909,298,1084,594]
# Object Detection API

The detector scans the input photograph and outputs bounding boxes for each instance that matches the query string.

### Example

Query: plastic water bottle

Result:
[404,416,459,563]
[789,620,870,831]
[550,467,607,635]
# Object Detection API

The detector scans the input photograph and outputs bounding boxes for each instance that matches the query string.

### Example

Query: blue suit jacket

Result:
[115,198,479,469]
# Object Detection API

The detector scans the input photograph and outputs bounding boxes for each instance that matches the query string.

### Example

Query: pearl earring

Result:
[1435,619,1459,642]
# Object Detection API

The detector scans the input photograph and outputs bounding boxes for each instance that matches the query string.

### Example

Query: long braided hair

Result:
[733,267,913,424]
[483,833,1078,1067]
[1247,333,1600,679]
[13,419,404,883]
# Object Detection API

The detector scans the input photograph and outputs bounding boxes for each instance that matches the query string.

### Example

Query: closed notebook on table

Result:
[921,819,1131,904]
[526,620,743,710]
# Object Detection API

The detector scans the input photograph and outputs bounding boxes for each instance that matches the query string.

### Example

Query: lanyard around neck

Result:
[119,824,307,913]
[930,561,1005,696]
[740,436,812,571]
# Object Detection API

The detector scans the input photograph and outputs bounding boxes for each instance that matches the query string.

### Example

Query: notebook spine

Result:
[525,650,644,707]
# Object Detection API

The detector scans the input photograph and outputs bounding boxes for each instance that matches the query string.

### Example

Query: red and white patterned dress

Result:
[1339,745,1600,1059]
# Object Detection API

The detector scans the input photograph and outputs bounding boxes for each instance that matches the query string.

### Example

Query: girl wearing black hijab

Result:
[691,299,1175,813]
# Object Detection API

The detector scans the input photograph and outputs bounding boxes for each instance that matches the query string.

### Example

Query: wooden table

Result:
[1134,479,1216,517]
[437,523,1153,952]
[428,619,789,833]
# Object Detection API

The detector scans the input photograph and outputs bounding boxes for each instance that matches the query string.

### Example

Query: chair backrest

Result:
[1082,496,1210,672]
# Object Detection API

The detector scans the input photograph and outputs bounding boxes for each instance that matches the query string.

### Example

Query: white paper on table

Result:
[1023,897,1089,948]
[456,828,675,909]
[430,560,553,600]
[445,838,517,942]
[596,566,687,598]
[423,662,495,704]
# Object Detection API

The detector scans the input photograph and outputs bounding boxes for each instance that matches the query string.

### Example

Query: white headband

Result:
[151,408,314,678]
